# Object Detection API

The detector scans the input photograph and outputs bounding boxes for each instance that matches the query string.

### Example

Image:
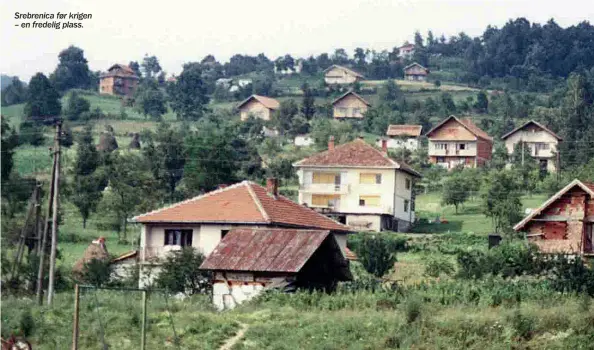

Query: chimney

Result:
[328,136,335,151]
[381,139,388,153]
[266,178,278,197]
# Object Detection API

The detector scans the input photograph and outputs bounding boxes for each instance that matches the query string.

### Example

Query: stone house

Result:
[99,64,139,96]
[332,91,370,119]
[501,120,562,173]
[426,115,493,169]
[237,95,280,121]
[324,65,364,85]
[293,137,422,232]
[514,179,594,256]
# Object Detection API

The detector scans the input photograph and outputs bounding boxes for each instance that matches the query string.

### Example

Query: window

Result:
[360,173,381,184]
[404,200,409,212]
[458,143,466,150]
[164,229,193,247]
[352,108,361,117]
[405,178,411,190]
[536,143,550,150]
[435,143,448,150]
[312,194,339,207]
[313,173,339,184]
[359,195,380,207]
[436,157,446,163]
[221,230,230,239]
[336,107,348,116]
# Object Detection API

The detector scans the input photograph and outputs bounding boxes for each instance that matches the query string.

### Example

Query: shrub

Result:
[424,256,455,278]
[404,296,423,324]
[82,258,113,287]
[18,308,35,337]
[156,248,211,295]
[355,235,398,278]
[509,310,535,340]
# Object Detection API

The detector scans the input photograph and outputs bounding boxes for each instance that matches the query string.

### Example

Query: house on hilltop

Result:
[426,115,493,169]
[99,64,139,96]
[501,120,562,173]
[293,137,422,232]
[324,65,364,85]
[237,94,280,121]
[332,91,370,119]
[131,179,353,287]
[398,43,415,59]
[514,179,594,256]
[381,124,423,151]
[403,62,429,82]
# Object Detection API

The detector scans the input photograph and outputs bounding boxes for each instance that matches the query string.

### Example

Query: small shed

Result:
[404,62,429,81]
[200,228,352,310]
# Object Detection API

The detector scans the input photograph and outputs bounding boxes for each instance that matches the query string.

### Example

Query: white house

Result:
[293,137,422,232]
[379,125,423,151]
[501,120,562,173]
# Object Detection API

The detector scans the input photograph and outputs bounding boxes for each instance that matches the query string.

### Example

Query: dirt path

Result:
[219,322,248,350]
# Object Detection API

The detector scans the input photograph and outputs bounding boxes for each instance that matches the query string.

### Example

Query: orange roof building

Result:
[382,125,423,151]
[293,137,421,232]
[237,95,280,121]
[99,64,139,97]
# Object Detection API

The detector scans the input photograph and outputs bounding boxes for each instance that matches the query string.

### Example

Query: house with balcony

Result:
[332,91,371,119]
[131,179,351,287]
[99,64,139,96]
[324,65,364,85]
[237,94,280,121]
[398,43,415,59]
[293,137,422,232]
[380,124,423,151]
[514,179,594,257]
[426,115,493,169]
[501,120,562,173]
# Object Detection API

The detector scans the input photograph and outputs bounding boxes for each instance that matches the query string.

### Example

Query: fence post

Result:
[141,289,147,350]
[72,284,80,350]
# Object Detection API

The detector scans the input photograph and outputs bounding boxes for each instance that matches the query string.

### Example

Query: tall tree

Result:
[1,77,27,106]
[168,62,210,121]
[24,73,61,120]
[134,79,167,119]
[300,82,316,120]
[70,125,104,228]
[482,170,523,234]
[63,91,90,121]
[442,174,470,213]
[50,45,91,91]
[1,117,18,182]
[141,55,162,79]
[128,61,142,78]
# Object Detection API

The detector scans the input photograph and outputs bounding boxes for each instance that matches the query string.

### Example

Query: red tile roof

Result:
[345,247,358,261]
[237,95,280,110]
[386,125,423,137]
[426,115,493,141]
[132,181,351,232]
[293,139,422,177]
[102,64,139,79]
[501,120,562,140]
[331,91,371,106]
[514,179,594,231]
[199,228,332,272]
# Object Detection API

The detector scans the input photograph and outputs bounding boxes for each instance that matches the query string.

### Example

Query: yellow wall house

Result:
[332,91,371,119]
[237,94,280,121]
[324,65,364,85]
[501,120,562,173]
[293,137,422,232]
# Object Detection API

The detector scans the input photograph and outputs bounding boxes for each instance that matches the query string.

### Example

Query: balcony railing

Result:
[140,245,183,262]
[299,183,350,194]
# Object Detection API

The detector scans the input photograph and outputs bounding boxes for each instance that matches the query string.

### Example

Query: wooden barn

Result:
[199,228,352,310]
[514,179,594,256]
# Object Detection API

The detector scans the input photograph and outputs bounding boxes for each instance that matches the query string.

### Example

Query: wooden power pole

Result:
[35,158,56,305]
[47,121,62,306]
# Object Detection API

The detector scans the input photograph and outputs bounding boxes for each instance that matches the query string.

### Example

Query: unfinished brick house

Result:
[514,179,594,256]
[99,64,139,97]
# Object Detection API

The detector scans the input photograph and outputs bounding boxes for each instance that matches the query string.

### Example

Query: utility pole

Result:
[35,158,56,304]
[521,140,525,166]
[47,120,62,306]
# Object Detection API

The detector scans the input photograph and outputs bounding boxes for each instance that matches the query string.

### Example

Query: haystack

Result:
[97,132,118,152]
[72,237,110,277]
[129,133,141,149]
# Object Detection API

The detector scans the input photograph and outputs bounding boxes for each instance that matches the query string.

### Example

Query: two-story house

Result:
[237,95,280,121]
[501,120,562,173]
[324,65,364,85]
[332,91,371,119]
[403,63,429,82]
[99,64,139,97]
[293,137,422,232]
[426,116,493,169]
[380,124,423,151]
[514,179,594,257]
[131,179,352,287]
[398,43,415,59]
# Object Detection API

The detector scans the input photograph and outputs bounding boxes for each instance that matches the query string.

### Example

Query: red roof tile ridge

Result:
[501,120,562,140]
[131,181,252,222]
[245,182,271,222]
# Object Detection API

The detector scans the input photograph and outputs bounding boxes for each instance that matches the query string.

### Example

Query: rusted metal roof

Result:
[199,228,331,273]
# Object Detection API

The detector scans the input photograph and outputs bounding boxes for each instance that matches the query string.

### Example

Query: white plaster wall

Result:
[347,214,382,232]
